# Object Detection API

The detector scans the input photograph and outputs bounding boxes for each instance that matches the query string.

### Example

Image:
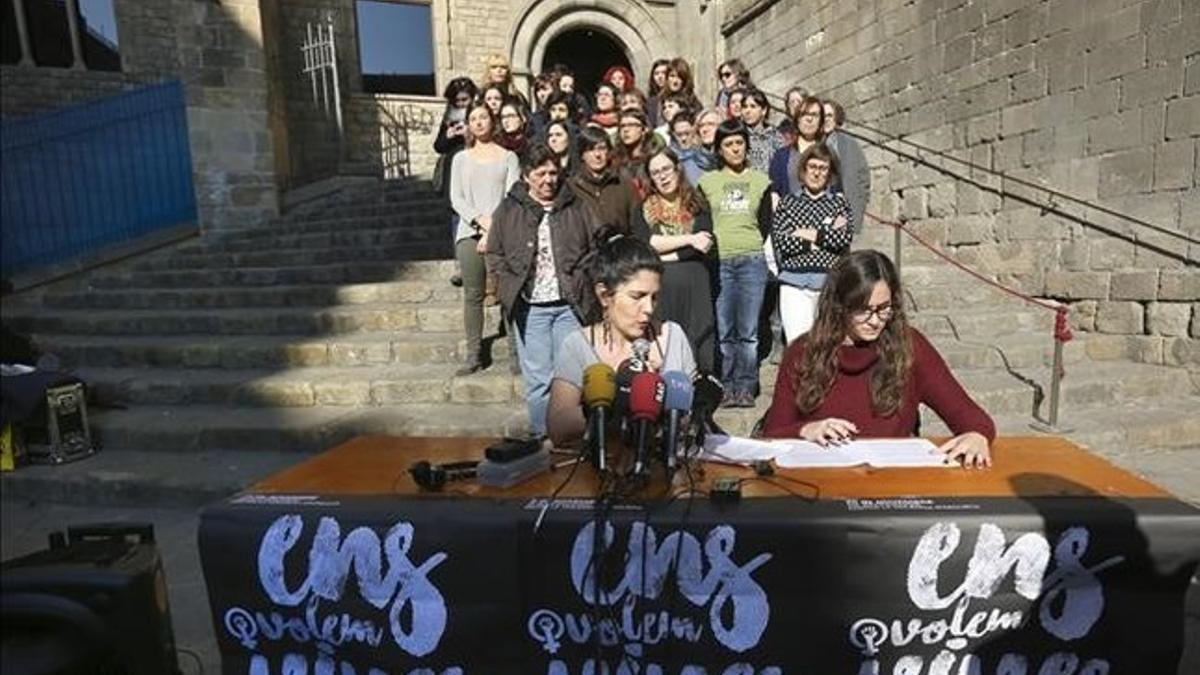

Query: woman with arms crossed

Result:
[546,232,697,447]
[761,250,995,467]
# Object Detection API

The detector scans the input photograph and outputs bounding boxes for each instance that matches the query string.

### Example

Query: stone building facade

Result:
[725,0,1198,373]
[2,0,725,229]
[2,0,1194,369]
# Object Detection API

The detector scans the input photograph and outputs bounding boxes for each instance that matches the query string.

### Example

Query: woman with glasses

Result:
[680,107,724,185]
[497,102,530,156]
[769,95,827,196]
[588,83,621,141]
[633,148,717,372]
[698,120,775,408]
[567,127,639,235]
[715,59,752,110]
[761,250,995,468]
[449,103,520,375]
[770,144,853,344]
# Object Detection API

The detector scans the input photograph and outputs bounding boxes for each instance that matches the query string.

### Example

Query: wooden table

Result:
[201,435,1198,675]
[252,435,1171,500]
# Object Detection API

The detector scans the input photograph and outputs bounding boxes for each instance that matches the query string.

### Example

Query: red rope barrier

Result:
[866,212,1073,348]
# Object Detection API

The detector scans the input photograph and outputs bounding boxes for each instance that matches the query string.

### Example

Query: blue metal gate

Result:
[1,80,197,276]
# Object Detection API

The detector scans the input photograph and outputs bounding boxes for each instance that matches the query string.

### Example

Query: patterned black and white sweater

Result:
[769,189,854,273]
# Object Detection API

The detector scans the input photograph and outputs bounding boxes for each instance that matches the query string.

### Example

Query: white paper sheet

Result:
[774,437,951,469]
[699,435,786,464]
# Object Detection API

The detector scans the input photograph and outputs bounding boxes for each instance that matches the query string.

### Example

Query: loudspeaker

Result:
[1,523,181,675]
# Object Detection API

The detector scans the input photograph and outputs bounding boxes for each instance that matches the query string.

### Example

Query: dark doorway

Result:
[541,27,631,101]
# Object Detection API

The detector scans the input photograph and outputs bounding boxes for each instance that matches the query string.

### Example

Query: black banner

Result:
[200,491,1200,674]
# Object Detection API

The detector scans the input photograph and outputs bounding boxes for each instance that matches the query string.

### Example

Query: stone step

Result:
[178,218,451,255]
[84,404,526,455]
[141,239,454,272]
[87,259,458,290]
[35,327,1077,373]
[4,299,501,336]
[37,330,513,370]
[41,279,464,310]
[285,197,448,223]
[0,448,316,508]
[78,364,526,408]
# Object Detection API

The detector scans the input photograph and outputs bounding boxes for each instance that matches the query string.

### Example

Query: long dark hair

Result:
[642,147,708,219]
[793,250,912,417]
[647,59,671,97]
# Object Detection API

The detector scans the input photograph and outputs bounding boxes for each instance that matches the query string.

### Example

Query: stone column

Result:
[64,0,86,69]
[10,0,33,65]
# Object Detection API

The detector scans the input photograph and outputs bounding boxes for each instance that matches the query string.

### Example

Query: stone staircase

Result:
[2,179,1196,506]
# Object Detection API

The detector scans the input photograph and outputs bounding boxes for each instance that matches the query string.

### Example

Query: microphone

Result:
[661,372,693,472]
[614,358,648,445]
[689,372,726,450]
[632,338,652,370]
[628,372,664,477]
[582,363,616,471]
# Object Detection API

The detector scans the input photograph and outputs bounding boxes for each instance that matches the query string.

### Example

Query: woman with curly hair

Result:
[603,65,635,93]
[761,250,995,467]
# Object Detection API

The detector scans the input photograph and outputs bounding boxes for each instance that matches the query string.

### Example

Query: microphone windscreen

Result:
[629,372,664,422]
[582,363,617,407]
[632,338,652,365]
[662,371,694,412]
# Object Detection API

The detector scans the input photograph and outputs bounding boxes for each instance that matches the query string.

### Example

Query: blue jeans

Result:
[512,302,580,435]
[716,253,769,395]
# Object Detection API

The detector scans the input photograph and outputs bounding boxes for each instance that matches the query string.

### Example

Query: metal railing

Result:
[1,80,198,278]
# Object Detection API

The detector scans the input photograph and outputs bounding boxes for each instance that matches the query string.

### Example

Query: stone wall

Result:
[179,0,280,230]
[344,95,444,179]
[723,0,1199,373]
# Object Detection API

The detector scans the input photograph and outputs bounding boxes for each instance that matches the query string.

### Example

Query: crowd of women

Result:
[431,53,994,466]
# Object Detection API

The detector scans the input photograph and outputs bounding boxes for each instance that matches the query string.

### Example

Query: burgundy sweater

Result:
[762,328,996,441]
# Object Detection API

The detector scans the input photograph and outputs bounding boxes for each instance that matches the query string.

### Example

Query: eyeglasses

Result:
[720,70,734,78]
[805,163,831,174]
[649,166,675,178]
[619,122,644,129]
[851,305,894,324]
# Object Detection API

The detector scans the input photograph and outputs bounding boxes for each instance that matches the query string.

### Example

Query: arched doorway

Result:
[507,0,671,97]
[541,27,630,100]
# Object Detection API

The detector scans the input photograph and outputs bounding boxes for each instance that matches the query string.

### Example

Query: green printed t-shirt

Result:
[698,168,771,258]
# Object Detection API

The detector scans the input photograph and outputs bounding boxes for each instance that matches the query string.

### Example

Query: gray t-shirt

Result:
[552,321,697,388]
[449,150,520,243]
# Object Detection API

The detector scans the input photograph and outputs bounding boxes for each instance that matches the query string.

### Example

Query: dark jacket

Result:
[566,169,640,235]
[432,114,466,196]
[485,182,599,320]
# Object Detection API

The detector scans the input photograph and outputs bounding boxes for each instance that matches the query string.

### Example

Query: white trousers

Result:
[780,285,822,344]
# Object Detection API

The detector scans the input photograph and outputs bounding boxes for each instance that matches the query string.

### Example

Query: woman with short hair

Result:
[698,120,775,407]
[770,143,853,343]
[761,250,995,468]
